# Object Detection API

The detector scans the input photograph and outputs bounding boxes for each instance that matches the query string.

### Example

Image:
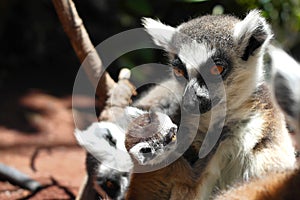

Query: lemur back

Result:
[124,10,296,200]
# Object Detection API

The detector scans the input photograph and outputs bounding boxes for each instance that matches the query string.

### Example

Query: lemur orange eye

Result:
[173,67,185,77]
[210,65,224,75]
[106,181,114,189]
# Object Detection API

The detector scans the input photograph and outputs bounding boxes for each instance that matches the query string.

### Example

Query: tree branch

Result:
[52,1,137,199]
[52,0,115,110]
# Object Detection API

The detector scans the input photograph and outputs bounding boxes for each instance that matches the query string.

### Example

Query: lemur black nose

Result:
[198,96,212,113]
[140,147,152,154]
[182,79,212,114]
[163,127,177,145]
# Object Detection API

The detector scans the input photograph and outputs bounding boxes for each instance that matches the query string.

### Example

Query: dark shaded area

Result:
[1,0,299,99]
[0,0,119,95]
[0,91,44,133]
[0,0,248,95]
[0,0,242,133]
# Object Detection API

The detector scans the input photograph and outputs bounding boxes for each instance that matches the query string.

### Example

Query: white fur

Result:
[98,163,112,174]
[118,68,131,80]
[233,10,272,44]
[75,122,133,172]
[269,45,300,104]
[241,114,264,151]
[178,42,215,75]
[125,106,147,120]
[131,143,175,166]
[195,114,295,200]
[142,17,176,50]
[155,112,178,137]
[129,142,154,165]
[269,46,300,73]
[120,176,129,197]
[129,112,177,166]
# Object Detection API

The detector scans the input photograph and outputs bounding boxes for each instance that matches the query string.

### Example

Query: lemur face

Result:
[125,110,177,165]
[143,10,272,114]
[94,164,129,200]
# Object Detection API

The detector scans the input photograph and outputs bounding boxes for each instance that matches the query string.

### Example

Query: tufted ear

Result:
[233,10,273,61]
[142,17,176,51]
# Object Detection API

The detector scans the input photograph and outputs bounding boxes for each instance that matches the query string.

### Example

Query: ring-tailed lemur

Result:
[76,10,297,200]
[214,45,300,200]
[75,107,179,199]
[75,122,132,200]
[125,109,178,166]
[124,10,296,200]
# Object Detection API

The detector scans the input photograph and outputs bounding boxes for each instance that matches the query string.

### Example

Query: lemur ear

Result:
[142,18,176,51]
[233,10,273,61]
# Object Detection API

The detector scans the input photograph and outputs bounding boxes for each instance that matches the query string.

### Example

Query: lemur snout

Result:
[163,127,177,146]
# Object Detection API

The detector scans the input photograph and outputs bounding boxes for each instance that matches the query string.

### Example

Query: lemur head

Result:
[143,10,272,114]
[125,109,177,165]
[93,163,129,200]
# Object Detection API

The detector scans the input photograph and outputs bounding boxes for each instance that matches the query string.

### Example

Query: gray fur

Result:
[129,10,296,200]
[213,46,300,200]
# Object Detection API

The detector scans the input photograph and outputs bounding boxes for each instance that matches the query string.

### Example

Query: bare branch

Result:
[52,1,137,199]
[52,0,115,109]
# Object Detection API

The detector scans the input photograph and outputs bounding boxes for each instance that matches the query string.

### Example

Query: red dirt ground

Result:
[0,91,91,199]
[1,89,299,200]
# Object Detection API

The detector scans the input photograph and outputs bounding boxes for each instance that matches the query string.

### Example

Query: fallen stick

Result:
[0,163,42,192]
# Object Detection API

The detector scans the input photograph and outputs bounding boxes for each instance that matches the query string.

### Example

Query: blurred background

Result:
[1,0,300,92]
[0,0,299,199]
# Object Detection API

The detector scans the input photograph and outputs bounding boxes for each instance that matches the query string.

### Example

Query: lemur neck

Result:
[226,83,270,124]
[198,83,266,132]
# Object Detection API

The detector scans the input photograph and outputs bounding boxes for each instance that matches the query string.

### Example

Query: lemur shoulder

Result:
[214,41,300,200]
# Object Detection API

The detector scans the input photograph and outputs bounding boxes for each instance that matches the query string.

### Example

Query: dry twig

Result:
[52,1,136,199]
[52,0,115,110]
